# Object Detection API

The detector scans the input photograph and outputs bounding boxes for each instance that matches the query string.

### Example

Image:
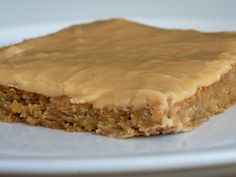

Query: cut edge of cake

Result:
[0,64,235,138]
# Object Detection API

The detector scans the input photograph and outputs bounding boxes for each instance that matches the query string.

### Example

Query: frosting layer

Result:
[0,19,236,108]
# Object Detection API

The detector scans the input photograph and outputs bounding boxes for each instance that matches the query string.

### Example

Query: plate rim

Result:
[1,146,236,175]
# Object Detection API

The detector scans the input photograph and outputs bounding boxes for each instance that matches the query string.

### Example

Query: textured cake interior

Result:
[0,65,235,138]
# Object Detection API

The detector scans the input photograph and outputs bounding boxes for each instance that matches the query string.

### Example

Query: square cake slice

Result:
[0,19,236,138]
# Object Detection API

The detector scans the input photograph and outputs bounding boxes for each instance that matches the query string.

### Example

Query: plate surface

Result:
[0,20,236,177]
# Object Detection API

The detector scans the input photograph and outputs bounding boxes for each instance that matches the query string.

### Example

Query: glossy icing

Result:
[0,19,236,108]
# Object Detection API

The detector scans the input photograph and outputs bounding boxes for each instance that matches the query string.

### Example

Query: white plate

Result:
[1,20,236,177]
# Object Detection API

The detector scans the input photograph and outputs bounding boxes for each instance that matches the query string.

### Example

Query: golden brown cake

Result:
[0,19,236,138]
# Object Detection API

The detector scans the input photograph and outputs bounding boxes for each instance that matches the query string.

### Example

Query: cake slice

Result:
[0,19,236,138]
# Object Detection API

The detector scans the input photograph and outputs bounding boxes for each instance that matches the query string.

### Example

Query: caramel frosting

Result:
[0,19,236,108]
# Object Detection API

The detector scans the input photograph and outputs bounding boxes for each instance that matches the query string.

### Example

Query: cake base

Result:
[0,65,235,138]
